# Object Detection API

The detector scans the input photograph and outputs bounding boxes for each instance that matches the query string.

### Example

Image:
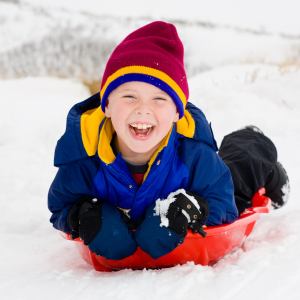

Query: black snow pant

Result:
[218,128,277,215]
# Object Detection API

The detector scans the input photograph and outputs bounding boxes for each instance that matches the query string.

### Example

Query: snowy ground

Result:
[1,0,300,299]
[1,65,300,299]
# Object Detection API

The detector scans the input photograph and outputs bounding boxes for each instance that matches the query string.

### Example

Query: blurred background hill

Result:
[1,0,299,94]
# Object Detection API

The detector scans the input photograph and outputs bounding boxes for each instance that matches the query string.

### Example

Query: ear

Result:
[104,98,111,118]
[173,110,179,123]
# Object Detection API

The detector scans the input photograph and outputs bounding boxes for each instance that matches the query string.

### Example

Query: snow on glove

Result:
[67,195,102,245]
[154,189,209,238]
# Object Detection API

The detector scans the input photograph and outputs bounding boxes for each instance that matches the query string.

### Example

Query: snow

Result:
[1,66,300,300]
[281,182,290,204]
[21,0,300,36]
[154,195,176,228]
[1,0,300,299]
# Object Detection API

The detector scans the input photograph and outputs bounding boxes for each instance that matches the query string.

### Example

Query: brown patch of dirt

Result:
[82,79,102,95]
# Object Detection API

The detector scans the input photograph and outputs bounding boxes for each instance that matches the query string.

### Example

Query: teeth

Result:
[130,124,153,128]
[147,127,153,135]
[129,125,154,136]
[130,126,135,134]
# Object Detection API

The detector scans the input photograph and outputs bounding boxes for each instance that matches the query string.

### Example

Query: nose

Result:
[134,102,152,115]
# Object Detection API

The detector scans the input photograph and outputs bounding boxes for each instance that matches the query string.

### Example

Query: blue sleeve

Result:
[134,203,184,260]
[179,139,239,226]
[48,157,99,233]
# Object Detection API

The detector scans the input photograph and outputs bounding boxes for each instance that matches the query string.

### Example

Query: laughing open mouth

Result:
[129,123,154,137]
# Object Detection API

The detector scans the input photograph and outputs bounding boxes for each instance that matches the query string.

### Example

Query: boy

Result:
[48,21,289,261]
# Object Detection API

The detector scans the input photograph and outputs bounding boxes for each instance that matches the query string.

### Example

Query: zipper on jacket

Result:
[106,164,138,191]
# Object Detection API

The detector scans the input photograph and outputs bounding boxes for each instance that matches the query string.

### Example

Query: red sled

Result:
[60,188,271,272]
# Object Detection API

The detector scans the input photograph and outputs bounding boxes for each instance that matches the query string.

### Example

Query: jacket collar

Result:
[96,117,177,182]
[54,93,218,167]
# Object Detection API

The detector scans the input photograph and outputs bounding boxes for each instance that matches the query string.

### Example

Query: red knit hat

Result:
[100,21,189,119]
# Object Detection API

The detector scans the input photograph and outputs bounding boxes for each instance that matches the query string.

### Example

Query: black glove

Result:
[186,191,209,236]
[165,202,189,237]
[166,190,209,238]
[67,195,102,245]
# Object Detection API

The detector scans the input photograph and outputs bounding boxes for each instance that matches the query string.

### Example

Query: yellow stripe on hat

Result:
[100,66,187,109]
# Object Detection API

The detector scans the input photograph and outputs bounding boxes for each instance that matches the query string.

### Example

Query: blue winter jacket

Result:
[48,93,238,258]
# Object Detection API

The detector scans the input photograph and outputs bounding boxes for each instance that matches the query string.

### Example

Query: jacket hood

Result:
[54,92,218,167]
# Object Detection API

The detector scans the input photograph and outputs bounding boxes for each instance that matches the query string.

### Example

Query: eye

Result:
[154,97,166,101]
[123,95,135,98]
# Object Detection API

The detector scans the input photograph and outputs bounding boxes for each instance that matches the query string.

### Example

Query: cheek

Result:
[111,105,131,129]
[156,106,177,130]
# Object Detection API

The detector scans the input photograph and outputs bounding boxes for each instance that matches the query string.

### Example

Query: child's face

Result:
[105,81,179,154]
